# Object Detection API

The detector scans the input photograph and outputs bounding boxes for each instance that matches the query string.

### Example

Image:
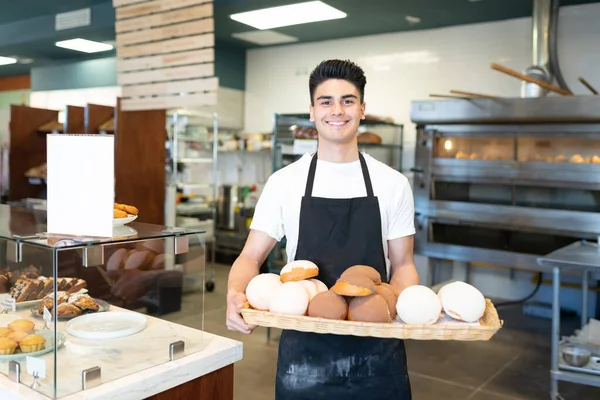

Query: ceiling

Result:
[0,0,598,78]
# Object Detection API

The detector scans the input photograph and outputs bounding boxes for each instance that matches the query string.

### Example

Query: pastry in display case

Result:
[0,203,208,399]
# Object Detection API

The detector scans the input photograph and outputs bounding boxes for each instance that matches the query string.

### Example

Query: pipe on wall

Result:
[522,0,554,97]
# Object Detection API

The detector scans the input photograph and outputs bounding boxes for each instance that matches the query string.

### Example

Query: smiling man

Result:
[226,59,418,399]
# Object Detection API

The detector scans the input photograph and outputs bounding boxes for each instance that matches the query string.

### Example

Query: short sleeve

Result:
[249,176,285,241]
[387,178,416,240]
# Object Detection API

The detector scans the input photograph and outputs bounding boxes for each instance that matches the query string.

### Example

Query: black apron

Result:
[275,152,412,400]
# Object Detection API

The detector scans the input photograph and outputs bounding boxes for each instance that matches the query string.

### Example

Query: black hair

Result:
[308,59,366,105]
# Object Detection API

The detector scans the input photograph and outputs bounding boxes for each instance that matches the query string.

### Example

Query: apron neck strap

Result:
[305,152,375,197]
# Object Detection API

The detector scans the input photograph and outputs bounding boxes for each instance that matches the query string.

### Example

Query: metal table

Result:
[537,240,600,400]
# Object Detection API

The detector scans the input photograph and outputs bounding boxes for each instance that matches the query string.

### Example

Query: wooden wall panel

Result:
[144,364,234,400]
[115,98,166,225]
[85,104,115,134]
[121,77,218,98]
[116,33,213,59]
[117,48,214,73]
[114,0,217,111]
[64,105,84,134]
[9,105,58,201]
[116,3,212,33]
[0,75,30,92]
[115,0,210,20]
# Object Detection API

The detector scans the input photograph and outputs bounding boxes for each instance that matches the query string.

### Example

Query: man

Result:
[226,59,418,399]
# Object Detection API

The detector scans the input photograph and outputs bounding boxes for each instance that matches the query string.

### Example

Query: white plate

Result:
[66,311,147,339]
[112,225,138,238]
[113,214,138,227]
[0,329,67,361]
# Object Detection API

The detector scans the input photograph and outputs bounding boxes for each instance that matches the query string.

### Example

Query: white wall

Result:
[244,3,600,313]
[245,3,600,172]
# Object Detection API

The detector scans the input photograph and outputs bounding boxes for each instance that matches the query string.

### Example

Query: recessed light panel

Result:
[0,56,17,66]
[230,1,346,30]
[55,38,113,53]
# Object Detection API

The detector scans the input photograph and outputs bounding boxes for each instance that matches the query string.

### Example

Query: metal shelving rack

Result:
[267,112,404,273]
[166,109,219,292]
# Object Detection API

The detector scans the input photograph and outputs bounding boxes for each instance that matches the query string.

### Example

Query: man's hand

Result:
[226,230,277,334]
[226,291,257,334]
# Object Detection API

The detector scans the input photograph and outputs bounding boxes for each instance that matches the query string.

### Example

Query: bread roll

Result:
[380,282,399,297]
[269,281,309,315]
[106,248,128,271]
[124,250,155,270]
[307,290,348,320]
[396,285,441,325]
[348,294,390,322]
[280,260,319,283]
[297,280,319,301]
[437,281,486,322]
[246,273,282,311]
[340,265,381,285]
[375,285,398,318]
[357,132,382,144]
[331,274,376,297]
[309,279,328,293]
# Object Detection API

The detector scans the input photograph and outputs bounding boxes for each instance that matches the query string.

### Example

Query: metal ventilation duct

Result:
[522,0,553,97]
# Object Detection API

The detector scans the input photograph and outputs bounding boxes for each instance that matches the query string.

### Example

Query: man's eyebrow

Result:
[316,94,358,101]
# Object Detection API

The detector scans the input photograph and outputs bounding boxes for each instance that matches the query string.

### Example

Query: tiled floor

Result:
[165,264,600,400]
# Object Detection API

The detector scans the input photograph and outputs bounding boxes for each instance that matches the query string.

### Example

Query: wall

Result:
[243,3,600,313]
[0,90,29,146]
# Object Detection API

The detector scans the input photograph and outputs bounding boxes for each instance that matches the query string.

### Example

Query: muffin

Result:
[0,338,18,355]
[8,319,35,333]
[0,328,12,337]
[19,334,46,353]
[7,330,28,344]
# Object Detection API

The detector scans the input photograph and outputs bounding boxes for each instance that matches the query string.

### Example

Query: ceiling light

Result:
[55,38,113,53]
[232,30,299,45]
[230,1,346,30]
[0,56,17,66]
[405,16,421,24]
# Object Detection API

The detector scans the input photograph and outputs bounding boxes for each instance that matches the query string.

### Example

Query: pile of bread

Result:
[245,260,487,325]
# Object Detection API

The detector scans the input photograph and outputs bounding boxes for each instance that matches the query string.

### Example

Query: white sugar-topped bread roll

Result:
[269,281,309,315]
[245,273,282,311]
[309,278,328,293]
[438,281,486,323]
[396,285,441,325]
[280,260,319,283]
[297,280,319,301]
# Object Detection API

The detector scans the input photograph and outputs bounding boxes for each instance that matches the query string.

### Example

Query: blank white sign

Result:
[47,134,114,238]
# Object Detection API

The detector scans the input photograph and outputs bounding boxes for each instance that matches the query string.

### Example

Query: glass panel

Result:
[515,186,600,212]
[431,221,581,255]
[517,137,600,163]
[433,181,512,205]
[434,137,514,160]
[0,204,206,398]
[0,204,203,249]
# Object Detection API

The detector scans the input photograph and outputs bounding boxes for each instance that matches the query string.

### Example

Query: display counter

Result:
[0,204,242,399]
[0,307,242,399]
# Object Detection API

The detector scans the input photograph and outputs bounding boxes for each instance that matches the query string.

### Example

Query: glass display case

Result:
[0,204,206,399]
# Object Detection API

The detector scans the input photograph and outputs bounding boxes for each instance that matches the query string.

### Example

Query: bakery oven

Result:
[410,97,600,272]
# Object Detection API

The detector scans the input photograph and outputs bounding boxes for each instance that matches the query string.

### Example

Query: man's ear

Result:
[309,104,315,122]
[361,101,366,120]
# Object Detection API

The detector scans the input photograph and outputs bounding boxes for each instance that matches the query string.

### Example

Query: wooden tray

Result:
[241,298,503,341]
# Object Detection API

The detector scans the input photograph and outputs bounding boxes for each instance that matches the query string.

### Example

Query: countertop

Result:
[0,306,243,399]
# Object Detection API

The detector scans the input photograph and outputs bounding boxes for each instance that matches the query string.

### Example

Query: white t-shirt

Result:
[249,152,415,278]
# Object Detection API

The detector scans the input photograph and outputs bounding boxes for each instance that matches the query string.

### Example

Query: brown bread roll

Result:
[375,285,398,318]
[340,265,382,285]
[307,290,348,320]
[331,274,376,297]
[348,294,391,323]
